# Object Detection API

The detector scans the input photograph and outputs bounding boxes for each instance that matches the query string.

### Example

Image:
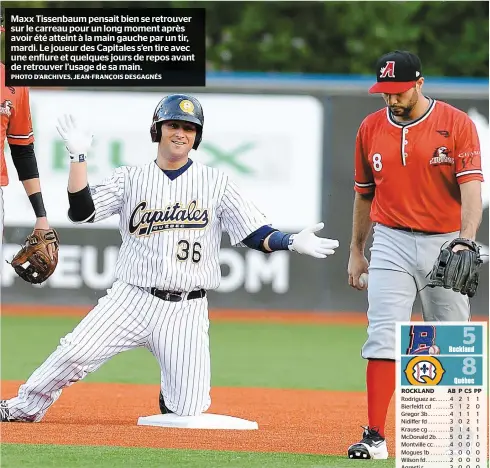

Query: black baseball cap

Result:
[369,50,422,94]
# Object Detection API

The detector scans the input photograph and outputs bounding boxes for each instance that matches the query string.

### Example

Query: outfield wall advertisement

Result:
[1,90,488,315]
[2,91,323,231]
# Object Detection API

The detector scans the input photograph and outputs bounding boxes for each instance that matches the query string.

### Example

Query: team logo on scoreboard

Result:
[406,325,440,355]
[404,356,446,386]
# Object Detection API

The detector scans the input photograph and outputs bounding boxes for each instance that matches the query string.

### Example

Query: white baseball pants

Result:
[362,224,471,360]
[6,280,211,421]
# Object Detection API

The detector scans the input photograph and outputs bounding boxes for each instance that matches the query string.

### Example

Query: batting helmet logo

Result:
[404,356,445,386]
[150,94,204,150]
[179,100,195,115]
[379,61,396,79]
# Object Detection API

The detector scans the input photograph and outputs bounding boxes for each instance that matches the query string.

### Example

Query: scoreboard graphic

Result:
[396,322,488,468]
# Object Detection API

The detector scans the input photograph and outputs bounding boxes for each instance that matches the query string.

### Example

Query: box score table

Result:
[396,322,488,468]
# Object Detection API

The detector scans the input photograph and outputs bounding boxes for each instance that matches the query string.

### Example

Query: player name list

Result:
[396,323,488,468]
[398,387,486,467]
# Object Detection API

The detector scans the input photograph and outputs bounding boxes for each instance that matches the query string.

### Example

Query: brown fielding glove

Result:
[9,229,60,284]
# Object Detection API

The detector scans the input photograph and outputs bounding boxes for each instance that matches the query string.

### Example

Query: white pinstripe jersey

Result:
[85,160,268,291]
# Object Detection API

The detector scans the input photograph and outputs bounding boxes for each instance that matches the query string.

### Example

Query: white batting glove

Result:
[56,114,93,163]
[288,222,339,258]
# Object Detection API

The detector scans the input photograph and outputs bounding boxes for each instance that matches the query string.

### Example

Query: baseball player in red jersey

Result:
[346,50,483,459]
[0,17,57,266]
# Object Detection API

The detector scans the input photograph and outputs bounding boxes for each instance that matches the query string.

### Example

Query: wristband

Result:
[70,153,86,163]
[267,231,293,251]
[28,192,47,218]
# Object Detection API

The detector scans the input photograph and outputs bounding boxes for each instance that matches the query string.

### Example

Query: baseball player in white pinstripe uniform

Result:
[0,94,339,422]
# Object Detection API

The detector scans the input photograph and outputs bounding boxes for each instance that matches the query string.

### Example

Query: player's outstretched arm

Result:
[242,223,339,259]
[56,114,95,223]
[264,223,339,258]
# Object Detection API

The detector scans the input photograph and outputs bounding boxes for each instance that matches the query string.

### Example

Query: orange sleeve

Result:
[6,86,34,146]
[354,122,375,194]
[454,114,483,184]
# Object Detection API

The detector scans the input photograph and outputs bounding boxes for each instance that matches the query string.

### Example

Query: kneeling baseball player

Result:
[1,94,339,422]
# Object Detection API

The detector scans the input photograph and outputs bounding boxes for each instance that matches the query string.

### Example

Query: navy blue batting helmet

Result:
[150,94,204,150]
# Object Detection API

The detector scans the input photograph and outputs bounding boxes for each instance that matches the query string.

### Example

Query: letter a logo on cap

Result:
[380,61,395,78]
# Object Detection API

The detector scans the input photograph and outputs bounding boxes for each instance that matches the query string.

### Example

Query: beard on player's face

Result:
[160,121,196,158]
[384,87,419,119]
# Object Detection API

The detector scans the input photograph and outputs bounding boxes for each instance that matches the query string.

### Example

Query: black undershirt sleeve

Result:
[10,143,39,181]
[67,185,95,223]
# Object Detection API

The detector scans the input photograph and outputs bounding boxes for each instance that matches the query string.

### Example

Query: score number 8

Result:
[462,357,476,376]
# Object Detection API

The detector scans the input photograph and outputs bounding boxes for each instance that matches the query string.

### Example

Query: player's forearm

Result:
[68,161,88,193]
[21,177,42,196]
[350,192,374,253]
[67,162,95,222]
[21,178,49,225]
[459,180,482,240]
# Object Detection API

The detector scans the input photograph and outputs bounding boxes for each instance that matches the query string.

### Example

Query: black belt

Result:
[148,288,206,302]
[390,226,444,235]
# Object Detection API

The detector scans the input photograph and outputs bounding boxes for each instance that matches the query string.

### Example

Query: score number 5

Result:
[463,326,476,345]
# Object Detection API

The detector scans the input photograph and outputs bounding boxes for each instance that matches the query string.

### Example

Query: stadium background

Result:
[1,2,488,467]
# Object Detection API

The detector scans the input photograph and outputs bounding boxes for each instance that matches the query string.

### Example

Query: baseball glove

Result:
[428,238,482,297]
[9,229,60,284]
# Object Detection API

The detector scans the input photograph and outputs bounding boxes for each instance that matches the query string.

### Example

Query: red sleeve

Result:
[454,114,483,184]
[354,121,375,194]
[6,87,34,146]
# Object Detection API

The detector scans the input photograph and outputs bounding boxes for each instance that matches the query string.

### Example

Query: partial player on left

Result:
[0,14,59,281]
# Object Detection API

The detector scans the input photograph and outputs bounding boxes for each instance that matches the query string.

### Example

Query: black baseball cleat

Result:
[159,392,174,414]
[347,426,388,459]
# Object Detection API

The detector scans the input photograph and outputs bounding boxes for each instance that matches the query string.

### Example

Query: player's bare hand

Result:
[451,244,470,252]
[56,114,93,162]
[289,222,339,258]
[348,250,369,290]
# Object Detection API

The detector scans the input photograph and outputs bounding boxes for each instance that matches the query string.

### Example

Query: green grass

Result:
[0,316,371,467]
[1,317,367,391]
[0,444,395,468]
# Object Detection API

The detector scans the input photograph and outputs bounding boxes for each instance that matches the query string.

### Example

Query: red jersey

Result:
[354,99,483,233]
[1,63,35,187]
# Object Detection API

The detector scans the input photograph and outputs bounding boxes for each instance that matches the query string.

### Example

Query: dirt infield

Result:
[2,306,485,455]
[0,380,395,455]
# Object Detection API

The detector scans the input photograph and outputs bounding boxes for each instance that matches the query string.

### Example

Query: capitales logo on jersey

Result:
[129,200,209,236]
[430,147,454,166]
[404,356,446,386]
